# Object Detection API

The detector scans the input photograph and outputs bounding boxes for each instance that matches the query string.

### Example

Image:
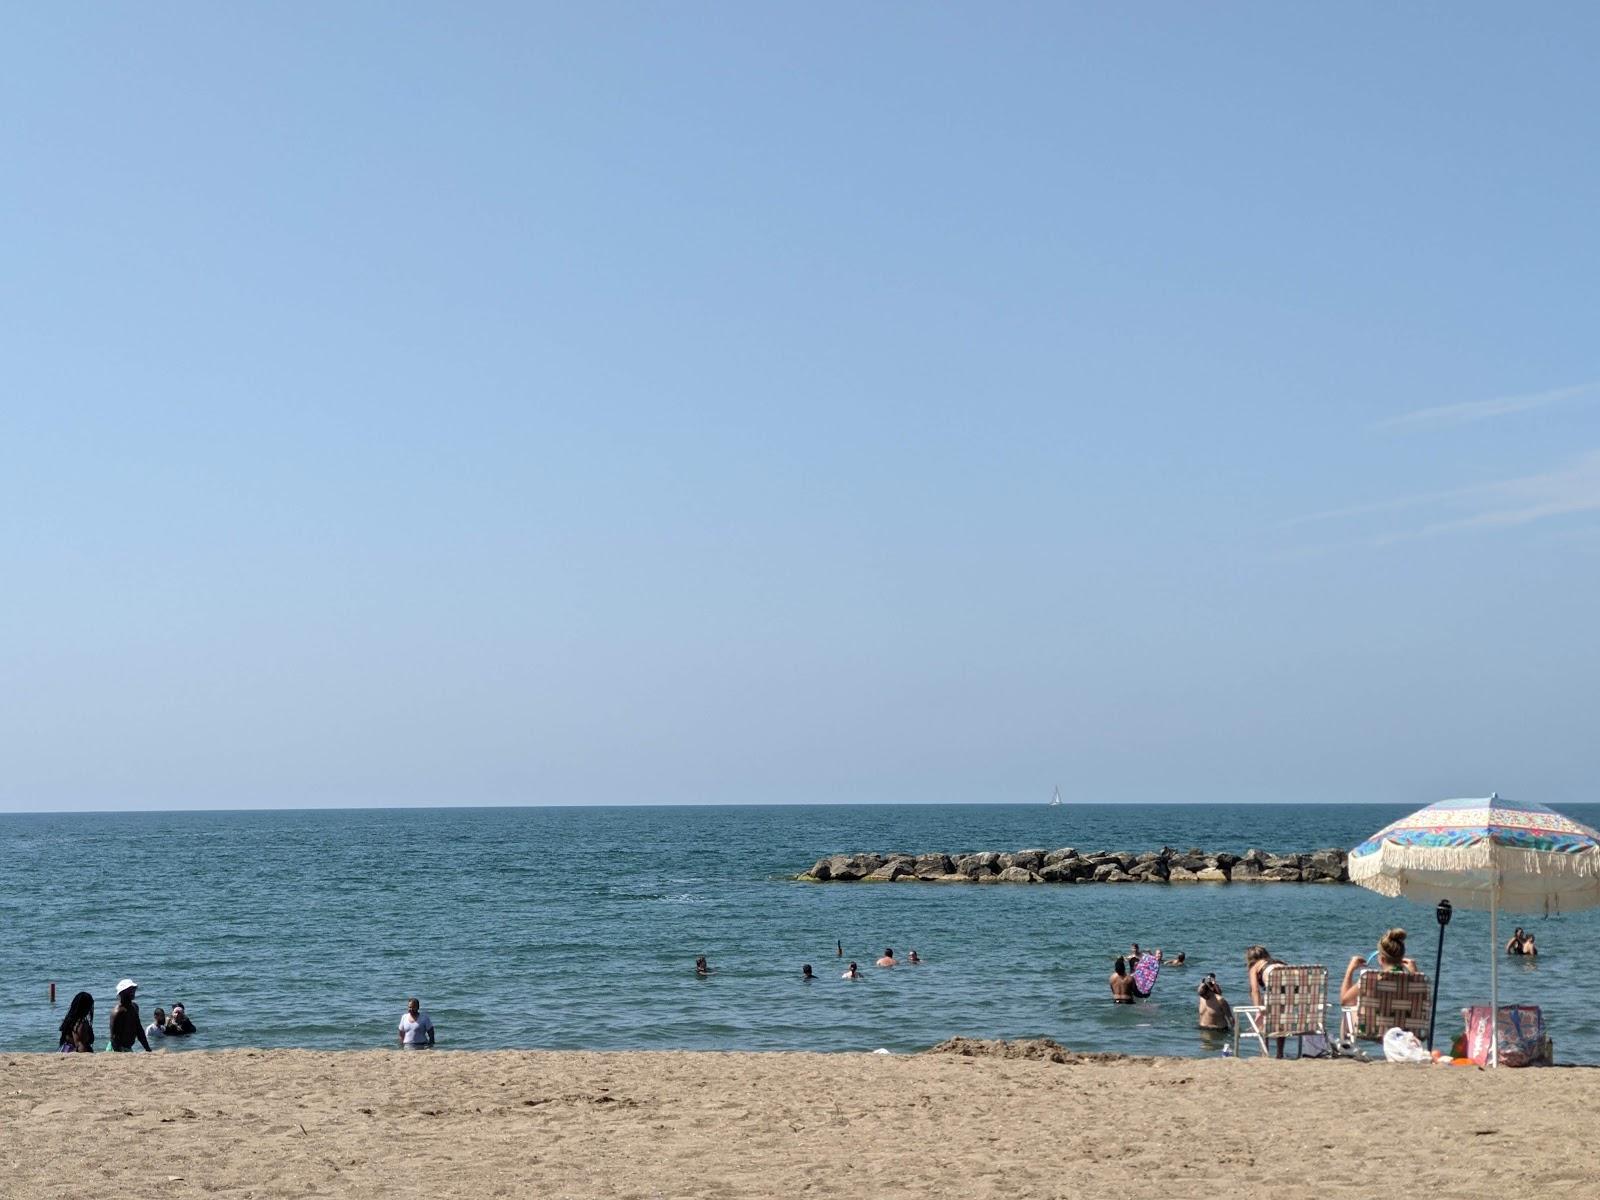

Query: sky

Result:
[3,5,1598,811]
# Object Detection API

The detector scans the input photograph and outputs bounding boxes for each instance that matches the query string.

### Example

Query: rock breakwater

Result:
[799,845,1350,884]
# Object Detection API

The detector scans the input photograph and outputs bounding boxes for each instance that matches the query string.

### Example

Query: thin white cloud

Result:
[1374,381,1600,433]
[1287,451,1600,548]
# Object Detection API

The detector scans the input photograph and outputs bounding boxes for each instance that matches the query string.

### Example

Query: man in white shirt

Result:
[398,997,435,1049]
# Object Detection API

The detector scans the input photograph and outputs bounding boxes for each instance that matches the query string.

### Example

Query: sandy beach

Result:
[3,1046,1594,1199]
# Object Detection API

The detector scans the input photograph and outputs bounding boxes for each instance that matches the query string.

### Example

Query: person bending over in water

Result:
[876,947,896,968]
[842,961,861,980]
[802,964,814,981]
[1109,957,1137,1004]
[1196,974,1232,1030]
[58,992,95,1053]
[695,956,714,976]
[1339,928,1418,1005]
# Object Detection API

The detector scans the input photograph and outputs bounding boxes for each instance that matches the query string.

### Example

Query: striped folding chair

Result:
[1340,971,1431,1043]
[1233,964,1330,1057]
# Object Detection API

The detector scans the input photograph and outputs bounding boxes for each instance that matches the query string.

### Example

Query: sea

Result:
[4,803,1596,1061]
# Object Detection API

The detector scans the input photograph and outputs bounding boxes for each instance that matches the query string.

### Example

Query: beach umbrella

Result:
[1348,794,1600,1067]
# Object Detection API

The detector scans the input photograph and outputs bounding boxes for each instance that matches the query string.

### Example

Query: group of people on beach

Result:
[1105,928,1447,1052]
[56,979,196,1053]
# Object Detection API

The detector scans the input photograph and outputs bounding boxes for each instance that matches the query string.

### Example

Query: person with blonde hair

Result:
[1339,927,1419,1005]
[1244,944,1286,1057]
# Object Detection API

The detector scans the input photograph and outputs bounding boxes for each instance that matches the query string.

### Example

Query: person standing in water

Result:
[398,998,435,1049]
[876,948,896,968]
[1109,958,1136,1003]
[58,992,95,1052]
[109,979,152,1052]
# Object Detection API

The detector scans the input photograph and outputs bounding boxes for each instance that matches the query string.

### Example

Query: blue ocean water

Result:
[3,804,1595,1061]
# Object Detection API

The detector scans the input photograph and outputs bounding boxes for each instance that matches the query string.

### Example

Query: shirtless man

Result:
[875,947,897,968]
[1109,957,1137,1003]
[110,979,152,1052]
[1196,974,1233,1030]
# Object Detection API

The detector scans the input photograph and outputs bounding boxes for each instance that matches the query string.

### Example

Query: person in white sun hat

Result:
[109,978,152,1052]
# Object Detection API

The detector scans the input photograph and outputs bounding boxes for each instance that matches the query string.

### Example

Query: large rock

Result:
[1131,859,1169,881]
[1304,849,1347,882]
[1044,847,1080,865]
[1013,849,1047,872]
[1231,859,1263,881]
[1168,865,1200,882]
[933,873,971,884]
[865,862,911,882]
[808,857,833,881]
[1212,852,1240,871]
[1092,863,1119,882]
[1170,849,1208,872]
[996,866,1039,883]
[1196,866,1229,882]
[1103,869,1137,883]
[914,852,956,878]
[1260,865,1303,882]
[828,854,864,881]
[957,852,1001,878]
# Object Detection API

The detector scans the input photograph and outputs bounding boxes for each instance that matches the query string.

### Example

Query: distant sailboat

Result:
[1049,785,1062,807]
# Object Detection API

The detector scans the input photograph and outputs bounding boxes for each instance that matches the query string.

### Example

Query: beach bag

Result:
[1462,1005,1547,1067]
[1382,1027,1429,1063]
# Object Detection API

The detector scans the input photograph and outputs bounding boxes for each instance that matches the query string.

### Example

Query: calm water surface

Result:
[3,804,1594,1060]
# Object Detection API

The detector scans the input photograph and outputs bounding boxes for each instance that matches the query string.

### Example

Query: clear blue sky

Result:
[4,5,1597,810]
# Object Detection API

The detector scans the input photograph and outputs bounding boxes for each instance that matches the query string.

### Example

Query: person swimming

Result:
[842,961,861,980]
[908,949,920,964]
[695,956,714,976]
[876,947,896,968]
[802,964,814,980]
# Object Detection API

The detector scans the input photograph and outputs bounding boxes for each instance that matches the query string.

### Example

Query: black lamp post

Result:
[1427,899,1453,1050]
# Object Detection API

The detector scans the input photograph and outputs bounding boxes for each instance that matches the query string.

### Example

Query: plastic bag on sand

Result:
[1383,1028,1429,1063]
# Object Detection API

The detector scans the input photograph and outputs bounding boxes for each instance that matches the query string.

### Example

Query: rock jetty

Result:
[798,846,1350,884]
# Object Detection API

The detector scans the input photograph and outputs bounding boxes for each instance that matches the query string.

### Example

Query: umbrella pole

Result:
[1489,885,1500,1069]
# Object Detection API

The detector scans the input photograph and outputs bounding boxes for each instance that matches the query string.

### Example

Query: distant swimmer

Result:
[908,949,920,964]
[1109,957,1136,1004]
[876,947,896,968]
[1168,952,1187,967]
[802,964,815,981]
[695,956,714,977]
[842,961,861,980]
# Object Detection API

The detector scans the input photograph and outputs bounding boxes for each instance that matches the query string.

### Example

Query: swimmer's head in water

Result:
[884,948,892,957]
[802,964,813,977]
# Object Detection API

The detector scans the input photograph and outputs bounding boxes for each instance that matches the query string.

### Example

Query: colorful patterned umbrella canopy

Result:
[1349,794,1600,915]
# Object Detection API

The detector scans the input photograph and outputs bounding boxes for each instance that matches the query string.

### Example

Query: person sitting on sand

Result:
[802,964,814,981]
[876,947,896,968]
[166,1003,196,1036]
[146,1007,167,1041]
[842,961,861,980]
[1196,974,1232,1030]
[1338,928,1418,1006]
[908,949,920,964]
[109,979,151,1052]
[1109,958,1137,1004]
[398,997,435,1049]
[695,956,714,976]
[58,992,94,1053]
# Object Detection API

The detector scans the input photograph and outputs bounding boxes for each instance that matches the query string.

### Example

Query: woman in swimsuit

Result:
[1506,928,1528,955]
[58,992,94,1053]
[1245,945,1288,1057]
[1339,927,1418,1005]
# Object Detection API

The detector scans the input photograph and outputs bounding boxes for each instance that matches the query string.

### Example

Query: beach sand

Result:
[3,1046,1593,1199]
